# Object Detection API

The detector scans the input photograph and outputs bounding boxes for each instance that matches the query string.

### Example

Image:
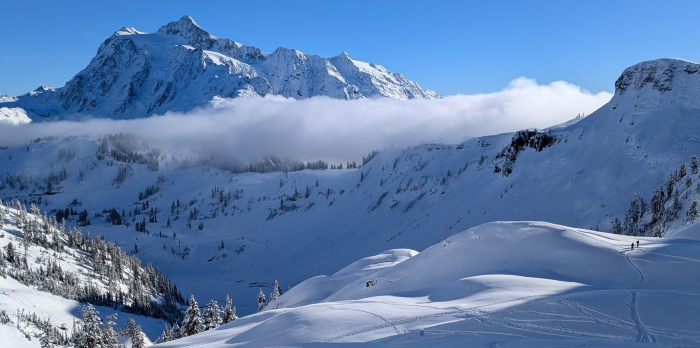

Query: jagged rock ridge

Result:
[3,15,437,121]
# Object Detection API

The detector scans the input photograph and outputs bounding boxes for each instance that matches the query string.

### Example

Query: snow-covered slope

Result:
[5,15,437,121]
[158,221,700,347]
[3,58,700,320]
[0,106,30,124]
[0,200,183,346]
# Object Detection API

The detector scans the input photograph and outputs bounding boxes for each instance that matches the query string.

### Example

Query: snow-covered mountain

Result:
[3,58,700,345]
[1,15,437,121]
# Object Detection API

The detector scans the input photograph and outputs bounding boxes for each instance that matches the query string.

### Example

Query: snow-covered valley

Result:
[2,14,700,346]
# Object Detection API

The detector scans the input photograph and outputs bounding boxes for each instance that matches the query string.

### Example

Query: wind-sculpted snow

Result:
[157,222,700,347]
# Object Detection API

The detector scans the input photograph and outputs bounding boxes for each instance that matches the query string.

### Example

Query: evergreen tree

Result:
[125,317,138,339]
[130,325,145,348]
[221,294,237,324]
[623,198,640,235]
[650,184,666,225]
[169,323,182,340]
[102,313,119,348]
[40,323,54,348]
[74,304,104,348]
[687,201,699,224]
[692,155,699,175]
[612,217,622,234]
[257,289,266,312]
[203,299,222,330]
[269,279,282,307]
[158,324,172,343]
[181,295,204,337]
[5,242,15,264]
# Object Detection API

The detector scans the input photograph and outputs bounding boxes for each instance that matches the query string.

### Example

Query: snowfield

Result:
[158,222,700,347]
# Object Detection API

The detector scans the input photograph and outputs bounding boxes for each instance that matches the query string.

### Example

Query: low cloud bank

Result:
[0,78,612,162]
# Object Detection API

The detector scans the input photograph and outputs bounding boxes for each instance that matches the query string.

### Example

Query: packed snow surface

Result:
[157,221,700,347]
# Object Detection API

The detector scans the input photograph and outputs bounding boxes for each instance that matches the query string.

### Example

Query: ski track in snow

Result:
[647,251,700,264]
[626,250,646,286]
[328,306,403,335]
[568,228,647,286]
[559,299,636,332]
[628,290,656,344]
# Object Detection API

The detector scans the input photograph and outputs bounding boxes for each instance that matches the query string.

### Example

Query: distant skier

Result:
[636,240,640,248]
[631,243,634,250]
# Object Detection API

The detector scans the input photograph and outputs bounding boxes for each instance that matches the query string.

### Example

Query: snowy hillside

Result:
[0,200,184,346]
[159,222,700,347]
[2,58,700,320]
[2,15,437,121]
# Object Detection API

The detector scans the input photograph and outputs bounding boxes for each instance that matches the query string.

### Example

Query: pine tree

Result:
[40,323,54,348]
[181,295,204,337]
[687,201,699,224]
[612,217,622,234]
[130,325,145,348]
[203,299,222,330]
[221,294,237,323]
[102,313,119,348]
[692,155,699,175]
[125,317,138,339]
[623,198,640,235]
[74,304,104,348]
[257,288,266,312]
[158,324,171,343]
[170,323,182,340]
[650,185,666,223]
[269,279,281,306]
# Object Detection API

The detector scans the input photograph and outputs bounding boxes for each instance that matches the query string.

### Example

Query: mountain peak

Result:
[157,15,212,45]
[615,58,699,95]
[612,58,700,109]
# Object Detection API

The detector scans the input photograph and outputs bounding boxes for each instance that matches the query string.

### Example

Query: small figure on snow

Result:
[636,240,640,248]
[631,243,634,250]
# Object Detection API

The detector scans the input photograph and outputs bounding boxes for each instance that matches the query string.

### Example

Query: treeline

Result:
[613,155,700,237]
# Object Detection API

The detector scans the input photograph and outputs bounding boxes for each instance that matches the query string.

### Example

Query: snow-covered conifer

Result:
[687,201,699,224]
[203,299,222,330]
[158,324,171,343]
[74,304,104,348]
[612,217,622,234]
[131,325,145,348]
[181,295,204,337]
[257,289,266,312]
[269,279,281,307]
[102,313,119,348]
[222,294,237,323]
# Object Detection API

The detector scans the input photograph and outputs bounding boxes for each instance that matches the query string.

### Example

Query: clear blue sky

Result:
[1,0,699,96]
